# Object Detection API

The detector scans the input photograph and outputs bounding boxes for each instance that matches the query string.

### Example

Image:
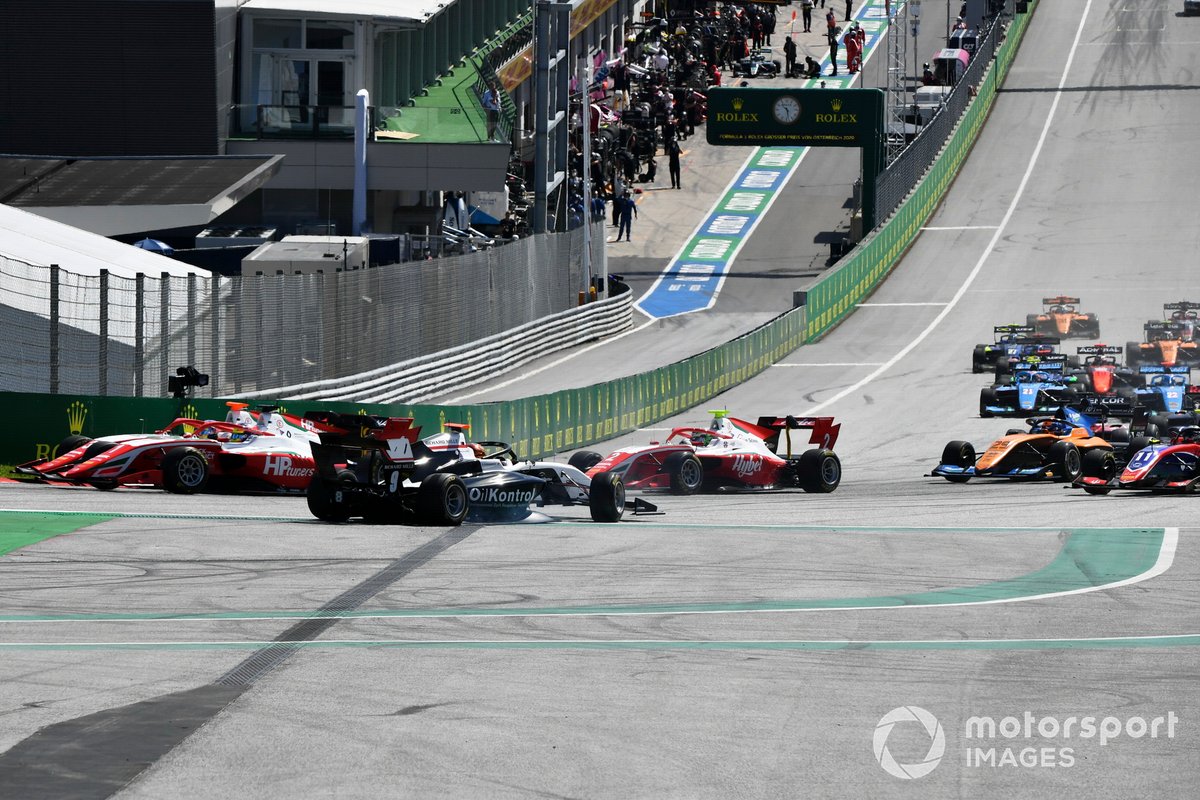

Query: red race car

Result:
[17,403,327,494]
[572,411,841,494]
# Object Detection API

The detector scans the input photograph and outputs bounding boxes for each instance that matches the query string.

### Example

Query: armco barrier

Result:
[0,3,1038,466]
[804,1,1038,341]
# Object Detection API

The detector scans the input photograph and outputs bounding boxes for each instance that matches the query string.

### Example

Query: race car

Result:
[1123,365,1200,415]
[574,411,841,494]
[731,48,782,78]
[1126,320,1200,367]
[980,357,1082,417]
[304,417,649,525]
[1074,425,1200,495]
[16,402,324,493]
[1165,301,1200,340]
[1026,296,1100,338]
[972,325,1047,374]
[932,404,1122,483]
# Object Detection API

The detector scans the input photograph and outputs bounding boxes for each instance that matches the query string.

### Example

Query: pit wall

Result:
[0,2,1038,465]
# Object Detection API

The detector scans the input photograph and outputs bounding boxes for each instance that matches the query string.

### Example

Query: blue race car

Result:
[980,356,1081,417]
[972,325,1062,374]
[1130,365,1198,414]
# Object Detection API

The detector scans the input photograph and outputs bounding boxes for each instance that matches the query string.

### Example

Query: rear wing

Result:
[1042,296,1080,305]
[1139,365,1191,375]
[1010,335,1061,345]
[994,324,1033,336]
[755,415,841,453]
[302,411,421,450]
[1164,302,1200,311]
[1145,321,1182,332]
[1016,355,1067,368]
[1077,345,1121,355]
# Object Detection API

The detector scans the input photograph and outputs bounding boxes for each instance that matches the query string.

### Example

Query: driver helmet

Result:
[690,432,713,447]
[469,443,486,458]
[1177,427,1200,443]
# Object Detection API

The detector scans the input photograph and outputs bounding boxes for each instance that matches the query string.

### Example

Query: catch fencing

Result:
[0,223,604,398]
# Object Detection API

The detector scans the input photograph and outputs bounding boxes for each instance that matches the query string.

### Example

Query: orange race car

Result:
[1127,319,1200,368]
[1026,296,1100,338]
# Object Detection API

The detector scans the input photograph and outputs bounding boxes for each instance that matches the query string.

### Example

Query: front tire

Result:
[589,472,625,522]
[417,473,468,526]
[1047,440,1082,482]
[56,434,91,457]
[664,451,703,494]
[980,387,998,418]
[798,449,841,493]
[940,440,975,483]
[161,447,209,494]
[1081,449,1116,495]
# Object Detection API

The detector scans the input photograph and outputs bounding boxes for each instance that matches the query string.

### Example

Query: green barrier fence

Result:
[0,3,1038,466]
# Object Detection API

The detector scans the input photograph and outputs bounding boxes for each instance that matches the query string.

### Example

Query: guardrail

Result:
[238,287,635,404]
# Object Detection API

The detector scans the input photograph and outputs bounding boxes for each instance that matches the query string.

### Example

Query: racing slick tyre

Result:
[1126,341,1143,367]
[1026,313,1039,329]
[972,345,986,373]
[798,449,841,493]
[56,434,90,456]
[307,470,356,522]
[568,450,603,472]
[1080,449,1116,495]
[940,440,976,483]
[589,472,625,523]
[994,355,1010,376]
[1086,316,1100,338]
[1127,436,1154,461]
[1106,427,1131,444]
[416,473,468,526]
[664,452,704,495]
[161,447,210,494]
[979,387,998,418]
[1047,441,1082,482]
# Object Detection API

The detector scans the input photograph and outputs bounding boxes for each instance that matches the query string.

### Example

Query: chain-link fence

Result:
[875,6,1011,223]
[1,223,604,399]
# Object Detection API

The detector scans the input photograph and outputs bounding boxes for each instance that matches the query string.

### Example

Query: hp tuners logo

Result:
[262,455,314,478]
[873,706,946,779]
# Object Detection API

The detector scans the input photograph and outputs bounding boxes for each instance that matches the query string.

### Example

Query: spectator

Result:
[481,85,500,139]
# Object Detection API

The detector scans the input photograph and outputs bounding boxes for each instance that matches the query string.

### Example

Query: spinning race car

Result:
[574,411,841,494]
[1026,296,1100,338]
[17,403,323,493]
[305,416,651,525]
[932,404,1127,483]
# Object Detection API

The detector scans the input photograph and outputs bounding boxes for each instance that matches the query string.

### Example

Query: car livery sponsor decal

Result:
[731,453,764,478]
[262,455,314,478]
[634,2,894,320]
[468,487,537,506]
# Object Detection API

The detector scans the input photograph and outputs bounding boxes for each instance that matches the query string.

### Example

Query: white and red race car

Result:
[572,411,842,494]
[17,402,325,494]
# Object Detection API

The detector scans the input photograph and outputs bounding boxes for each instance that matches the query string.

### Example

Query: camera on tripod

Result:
[168,365,209,399]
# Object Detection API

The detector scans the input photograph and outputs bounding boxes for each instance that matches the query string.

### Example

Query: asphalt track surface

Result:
[3,2,1200,798]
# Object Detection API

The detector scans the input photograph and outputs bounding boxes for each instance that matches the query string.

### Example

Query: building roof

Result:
[241,0,444,22]
[0,204,208,279]
[0,155,283,236]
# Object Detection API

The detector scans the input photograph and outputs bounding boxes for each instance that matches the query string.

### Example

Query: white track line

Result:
[801,0,1094,416]
[5,527,1174,625]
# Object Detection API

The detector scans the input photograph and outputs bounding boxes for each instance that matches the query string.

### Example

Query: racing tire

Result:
[568,450,603,472]
[972,345,986,374]
[1107,427,1131,444]
[1126,436,1154,461]
[1125,341,1142,367]
[1147,414,1171,434]
[416,473,468,526]
[979,387,997,418]
[798,449,841,493]
[664,451,704,495]
[994,355,1010,376]
[1047,441,1082,482]
[161,447,210,494]
[1026,313,1038,328]
[1080,449,1116,495]
[589,472,625,523]
[939,440,975,483]
[307,469,356,522]
[56,434,90,456]
[88,480,119,492]
[1076,376,1093,393]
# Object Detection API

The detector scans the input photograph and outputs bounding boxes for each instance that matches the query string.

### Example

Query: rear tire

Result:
[798,449,841,493]
[589,472,625,522]
[417,473,468,526]
[939,440,975,483]
[307,469,356,522]
[664,451,703,495]
[1126,341,1142,367]
[1081,449,1116,495]
[1047,441,1082,482]
[568,450,603,471]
